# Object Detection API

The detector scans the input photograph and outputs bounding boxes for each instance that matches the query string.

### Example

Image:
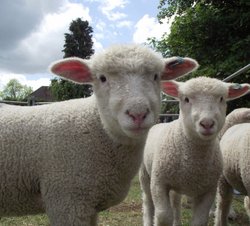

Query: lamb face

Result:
[92,63,162,140]
[179,80,228,140]
[162,77,250,141]
[51,44,198,143]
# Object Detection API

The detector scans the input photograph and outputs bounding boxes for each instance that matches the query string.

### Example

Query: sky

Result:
[0,0,173,91]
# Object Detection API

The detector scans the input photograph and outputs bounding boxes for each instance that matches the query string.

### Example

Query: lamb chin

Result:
[123,127,149,138]
[199,130,217,140]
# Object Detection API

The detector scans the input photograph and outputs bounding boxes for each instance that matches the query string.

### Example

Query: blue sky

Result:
[0,0,172,91]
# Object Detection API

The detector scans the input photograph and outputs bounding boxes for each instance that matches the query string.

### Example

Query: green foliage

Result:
[158,0,194,21]
[157,0,250,20]
[50,18,94,101]
[0,79,33,101]
[50,78,92,101]
[153,0,250,112]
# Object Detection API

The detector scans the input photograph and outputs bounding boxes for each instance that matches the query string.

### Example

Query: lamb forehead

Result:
[90,44,164,76]
[181,77,228,97]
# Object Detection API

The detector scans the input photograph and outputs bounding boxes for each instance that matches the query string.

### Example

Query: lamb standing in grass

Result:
[215,108,250,226]
[209,108,250,221]
[0,44,198,226]
[139,77,250,226]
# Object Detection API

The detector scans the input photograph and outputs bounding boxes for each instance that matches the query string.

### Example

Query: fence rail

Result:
[222,64,250,82]
[0,99,52,106]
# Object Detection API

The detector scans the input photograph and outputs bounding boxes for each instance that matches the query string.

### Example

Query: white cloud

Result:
[116,20,133,28]
[101,0,128,11]
[133,15,173,43]
[100,0,129,21]
[95,21,106,32]
[0,1,92,74]
[105,12,127,21]
[94,21,107,40]
[17,2,91,67]
[94,33,105,40]
[92,38,104,52]
[0,72,51,91]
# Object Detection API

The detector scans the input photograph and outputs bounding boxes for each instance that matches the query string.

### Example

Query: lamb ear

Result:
[227,83,250,100]
[161,57,199,81]
[50,57,93,84]
[161,80,180,98]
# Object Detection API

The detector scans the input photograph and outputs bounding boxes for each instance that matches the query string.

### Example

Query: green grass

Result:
[0,215,49,226]
[0,177,249,225]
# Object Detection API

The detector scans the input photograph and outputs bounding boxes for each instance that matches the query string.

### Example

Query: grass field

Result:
[0,176,248,226]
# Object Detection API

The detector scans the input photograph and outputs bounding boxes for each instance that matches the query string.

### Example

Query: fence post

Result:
[27,96,36,106]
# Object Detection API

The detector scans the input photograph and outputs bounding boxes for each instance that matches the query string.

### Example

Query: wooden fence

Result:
[0,97,52,106]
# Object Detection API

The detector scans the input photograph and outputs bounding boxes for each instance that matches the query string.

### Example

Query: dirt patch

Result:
[108,202,142,213]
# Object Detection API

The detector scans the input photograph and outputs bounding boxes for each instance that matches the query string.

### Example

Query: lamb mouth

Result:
[200,130,215,137]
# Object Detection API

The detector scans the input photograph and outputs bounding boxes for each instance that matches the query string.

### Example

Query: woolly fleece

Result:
[215,108,250,226]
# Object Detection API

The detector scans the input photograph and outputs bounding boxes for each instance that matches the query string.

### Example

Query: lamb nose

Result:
[126,109,149,124]
[200,119,215,129]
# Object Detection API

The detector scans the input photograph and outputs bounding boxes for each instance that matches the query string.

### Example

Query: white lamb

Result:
[0,44,198,226]
[139,77,250,226]
[215,108,250,226]
[209,108,250,220]
[218,107,250,139]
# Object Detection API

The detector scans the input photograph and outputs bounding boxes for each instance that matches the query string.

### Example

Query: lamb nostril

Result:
[142,109,149,120]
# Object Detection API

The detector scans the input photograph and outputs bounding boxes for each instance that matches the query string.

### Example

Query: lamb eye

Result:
[154,74,158,81]
[99,75,107,83]
[220,97,224,102]
[184,97,189,103]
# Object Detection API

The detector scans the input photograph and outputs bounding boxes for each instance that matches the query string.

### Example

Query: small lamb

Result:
[215,109,250,226]
[139,77,250,226]
[0,44,198,226]
[209,108,250,220]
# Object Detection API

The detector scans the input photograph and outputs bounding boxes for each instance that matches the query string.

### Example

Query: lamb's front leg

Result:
[214,176,233,226]
[42,183,98,226]
[170,190,182,226]
[191,189,216,226]
[45,197,97,226]
[151,182,173,226]
[244,196,250,220]
[139,165,155,226]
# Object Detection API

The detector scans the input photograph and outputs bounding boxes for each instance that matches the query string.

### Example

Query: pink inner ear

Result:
[162,59,197,80]
[228,85,249,99]
[52,61,92,83]
[161,81,179,97]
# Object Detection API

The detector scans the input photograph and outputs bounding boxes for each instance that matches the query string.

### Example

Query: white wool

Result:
[215,108,250,226]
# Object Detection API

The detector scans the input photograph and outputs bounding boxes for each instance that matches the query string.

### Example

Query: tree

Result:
[0,79,33,101]
[152,0,250,112]
[50,18,94,101]
[50,78,92,101]
[63,18,94,59]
